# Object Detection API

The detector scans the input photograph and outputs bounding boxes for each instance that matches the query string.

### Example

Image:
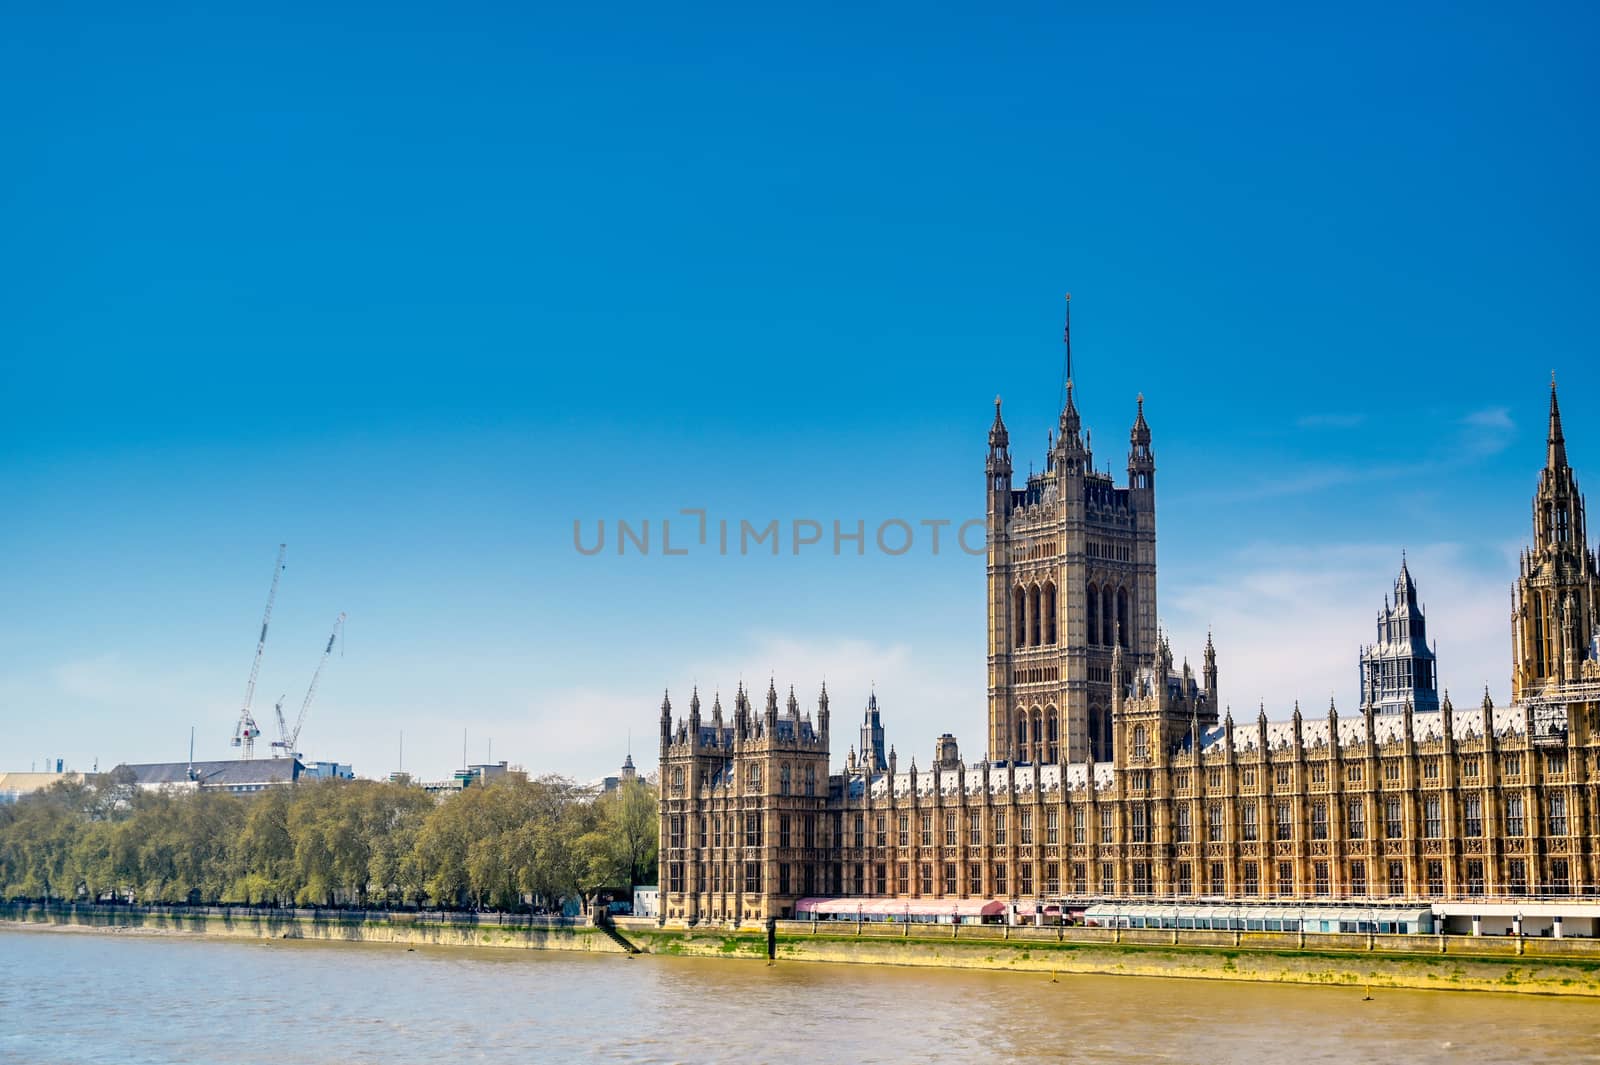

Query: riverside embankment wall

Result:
[8,904,1600,996]
[0,903,630,954]
[618,917,1600,996]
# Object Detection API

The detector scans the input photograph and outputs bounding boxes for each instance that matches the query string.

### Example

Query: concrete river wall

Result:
[7,904,1600,996]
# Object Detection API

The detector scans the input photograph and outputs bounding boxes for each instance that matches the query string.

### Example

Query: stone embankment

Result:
[7,903,1600,996]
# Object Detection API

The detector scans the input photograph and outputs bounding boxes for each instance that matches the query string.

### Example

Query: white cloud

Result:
[1164,542,1511,718]
[1459,407,1516,456]
[664,633,984,769]
[349,634,985,783]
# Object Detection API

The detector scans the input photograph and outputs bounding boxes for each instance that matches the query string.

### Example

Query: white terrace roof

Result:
[1215,705,1529,755]
[861,761,1115,799]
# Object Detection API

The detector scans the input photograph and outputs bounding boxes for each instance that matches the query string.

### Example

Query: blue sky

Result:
[3,2,1596,782]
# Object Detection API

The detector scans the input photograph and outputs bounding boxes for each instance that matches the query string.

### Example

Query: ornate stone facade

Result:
[657,374,1598,923]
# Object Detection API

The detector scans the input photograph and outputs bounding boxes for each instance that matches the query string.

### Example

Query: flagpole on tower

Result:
[1061,293,1073,406]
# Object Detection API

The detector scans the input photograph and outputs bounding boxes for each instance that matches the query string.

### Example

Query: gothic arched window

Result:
[1029,584,1042,646]
[1087,583,1100,645]
[1015,587,1028,646]
[1046,707,1059,763]
[1132,725,1149,761]
[780,763,791,796]
[1043,583,1058,644]
[747,763,761,791]
[1117,587,1131,649]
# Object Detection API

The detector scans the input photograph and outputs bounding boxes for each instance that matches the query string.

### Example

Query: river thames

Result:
[2,927,1598,1064]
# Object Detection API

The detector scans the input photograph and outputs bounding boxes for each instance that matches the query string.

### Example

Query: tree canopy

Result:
[0,772,656,911]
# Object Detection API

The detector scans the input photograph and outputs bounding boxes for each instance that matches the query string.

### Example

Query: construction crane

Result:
[271,612,346,760]
[232,544,286,760]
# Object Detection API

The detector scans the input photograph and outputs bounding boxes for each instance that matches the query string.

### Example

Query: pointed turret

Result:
[817,682,831,745]
[1059,379,1083,440]
[764,678,780,732]
[1203,630,1219,710]
[861,688,886,771]
[659,690,672,748]
[734,683,750,740]
[987,395,1013,491]
[1111,642,1124,714]
[1396,552,1417,606]
[989,395,1010,450]
[1128,393,1154,490]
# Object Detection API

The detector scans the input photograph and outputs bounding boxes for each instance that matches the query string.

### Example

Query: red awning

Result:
[795,897,1007,917]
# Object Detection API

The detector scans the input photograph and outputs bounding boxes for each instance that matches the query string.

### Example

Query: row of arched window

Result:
[1086,583,1132,648]
[670,762,818,796]
[1013,582,1058,647]
[749,762,818,796]
[1014,706,1060,764]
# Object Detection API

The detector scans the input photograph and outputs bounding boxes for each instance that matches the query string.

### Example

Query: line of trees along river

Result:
[0,772,658,911]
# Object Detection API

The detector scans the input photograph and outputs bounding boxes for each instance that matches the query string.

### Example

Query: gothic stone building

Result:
[657,376,1599,924]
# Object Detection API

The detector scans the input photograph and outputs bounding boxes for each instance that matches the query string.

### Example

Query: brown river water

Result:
[2,926,1598,1064]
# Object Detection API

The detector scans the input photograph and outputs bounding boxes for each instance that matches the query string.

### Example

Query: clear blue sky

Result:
[3,2,1596,781]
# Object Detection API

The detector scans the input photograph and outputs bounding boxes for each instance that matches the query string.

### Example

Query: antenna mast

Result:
[232,544,286,760]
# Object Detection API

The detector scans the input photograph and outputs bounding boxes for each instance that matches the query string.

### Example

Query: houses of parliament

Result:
[656,327,1598,926]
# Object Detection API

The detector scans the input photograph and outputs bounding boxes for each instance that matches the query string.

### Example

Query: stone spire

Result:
[1549,373,1568,470]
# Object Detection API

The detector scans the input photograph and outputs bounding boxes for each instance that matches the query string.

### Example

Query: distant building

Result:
[300,761,355,781]
[120,758,303,794]
[632,886,660,918]
[0,771,84,805]
[420,761,523,796]
[600,752,642,795]
[1359,557,1441,714]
